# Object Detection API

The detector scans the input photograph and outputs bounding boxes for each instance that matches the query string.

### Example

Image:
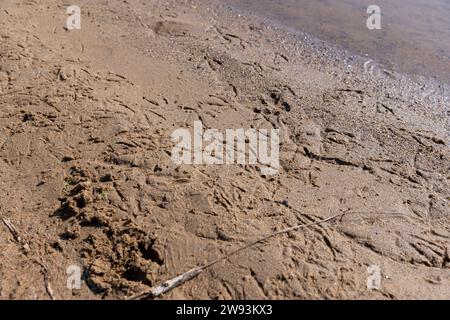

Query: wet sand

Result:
[0,0,449,300]
[221,0,450,84]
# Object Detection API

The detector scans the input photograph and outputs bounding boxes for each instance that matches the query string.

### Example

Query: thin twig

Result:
[205,212,343,269]
[2,218,21,242]
[128,212,344,300]
[130,267,203,300]
[36,261,56,300]
[2,217,30,253]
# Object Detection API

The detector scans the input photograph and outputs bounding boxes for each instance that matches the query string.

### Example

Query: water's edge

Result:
[218,0,450,86]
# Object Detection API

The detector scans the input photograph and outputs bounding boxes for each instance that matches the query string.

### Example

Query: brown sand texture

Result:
[0,0,449,300]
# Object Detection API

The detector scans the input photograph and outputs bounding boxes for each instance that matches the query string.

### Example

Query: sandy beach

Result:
[0,0,449,300]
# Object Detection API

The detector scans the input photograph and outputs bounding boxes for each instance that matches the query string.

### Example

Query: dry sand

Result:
[0,0,449,300]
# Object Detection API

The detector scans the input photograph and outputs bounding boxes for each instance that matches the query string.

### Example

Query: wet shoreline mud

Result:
[0,0,449,300]
[220,0,450,86]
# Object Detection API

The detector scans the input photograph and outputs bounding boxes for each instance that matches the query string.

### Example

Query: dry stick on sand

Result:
[2,217,30,253]
[2,217,55,299]
[2,218,55,299]
[36,261,56,301]
[2,218,21,242]
[129,212,344,300]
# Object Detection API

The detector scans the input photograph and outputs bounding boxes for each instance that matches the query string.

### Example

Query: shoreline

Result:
[207,0,450,140]
[217,0,450,87]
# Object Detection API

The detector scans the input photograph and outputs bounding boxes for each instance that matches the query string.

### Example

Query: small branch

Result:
[36,261,56,300]
[128,213,344,300]
[2,218,22,242]
[129,267,203,300]
[2,217,30,253]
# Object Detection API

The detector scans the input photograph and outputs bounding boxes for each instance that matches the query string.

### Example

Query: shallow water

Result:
[222,0,450,84]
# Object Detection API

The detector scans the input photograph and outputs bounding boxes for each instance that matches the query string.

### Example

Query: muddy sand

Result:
[0,0,449,300]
